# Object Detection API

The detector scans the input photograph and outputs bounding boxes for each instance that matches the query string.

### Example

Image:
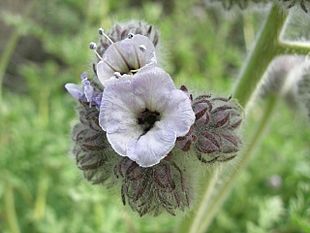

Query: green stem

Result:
[33,176,49,220]
[0,2,35,104]
[4,182,21,233]
[233,4,287,107]
[197,95,279,233]
[0,31,20,103]
[278,41,310,55]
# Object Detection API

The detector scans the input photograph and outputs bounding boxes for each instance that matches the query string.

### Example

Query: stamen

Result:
[89,42,103,60]
[89,42,97,50]
[98,27,114,44]
[128,33,134,39]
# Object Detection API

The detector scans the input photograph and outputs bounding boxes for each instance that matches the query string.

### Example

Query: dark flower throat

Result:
[137,109,161,134]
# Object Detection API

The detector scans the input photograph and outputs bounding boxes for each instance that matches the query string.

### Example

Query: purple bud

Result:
[176,93,243,163]
[65,83,83,100]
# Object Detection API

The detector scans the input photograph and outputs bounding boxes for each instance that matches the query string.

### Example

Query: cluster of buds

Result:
[177,94,242,163]
[65,21,243,216]
[114,157,190,216]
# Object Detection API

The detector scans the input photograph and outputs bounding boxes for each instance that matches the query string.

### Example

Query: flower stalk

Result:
[233,4,287,107]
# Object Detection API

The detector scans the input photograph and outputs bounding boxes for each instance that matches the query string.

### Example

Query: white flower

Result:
[99,66,195,167]
[96,34,157,86]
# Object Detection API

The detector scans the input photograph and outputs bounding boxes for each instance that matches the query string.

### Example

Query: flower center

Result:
[137,109,161,134]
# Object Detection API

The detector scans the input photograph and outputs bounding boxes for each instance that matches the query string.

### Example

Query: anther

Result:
[128,33,134,39]
[89,42,103,60]
[89,42,97,50]
[98,27,114,44]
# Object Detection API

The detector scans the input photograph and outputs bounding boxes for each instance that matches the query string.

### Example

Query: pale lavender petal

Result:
[160,89,195,136]
[96,35,156,86]
[100,79,145,156]
[99,79,145,132]
[96,60,116,85]
[131,66,175,111]
[91,92,102,108]
[65,83,83,100]
[127,125,176,167]
[115,34,156,69]
[106,125,143,156]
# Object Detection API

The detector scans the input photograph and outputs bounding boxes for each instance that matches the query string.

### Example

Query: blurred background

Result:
[0,0,309,232]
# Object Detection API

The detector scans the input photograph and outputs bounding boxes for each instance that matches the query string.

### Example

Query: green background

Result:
[0,0,309,232]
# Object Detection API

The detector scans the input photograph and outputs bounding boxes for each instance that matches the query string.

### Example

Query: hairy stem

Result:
[233,4,287,106]
[279,41,310,55]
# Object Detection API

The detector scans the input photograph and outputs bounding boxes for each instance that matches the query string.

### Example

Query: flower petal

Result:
[65,83,83,100]
[127,125,176,167]
[96,60,116,85]
[96,35,156,86]
[99,79,145,132]
[131,66,175,111]
[99,79,146,155]
[106,125,142,156]
[116,34,156,69]
[160,89,195,136]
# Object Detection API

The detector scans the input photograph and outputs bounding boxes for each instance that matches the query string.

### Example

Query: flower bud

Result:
[115,157,191,216]
[177,95,243,163]
[72,104,120,184]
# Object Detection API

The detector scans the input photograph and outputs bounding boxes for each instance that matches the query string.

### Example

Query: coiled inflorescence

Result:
[65,21,243,216]
[177,93,242,163]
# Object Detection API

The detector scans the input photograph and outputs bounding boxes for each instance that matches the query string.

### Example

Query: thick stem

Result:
[233,4,287,107]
